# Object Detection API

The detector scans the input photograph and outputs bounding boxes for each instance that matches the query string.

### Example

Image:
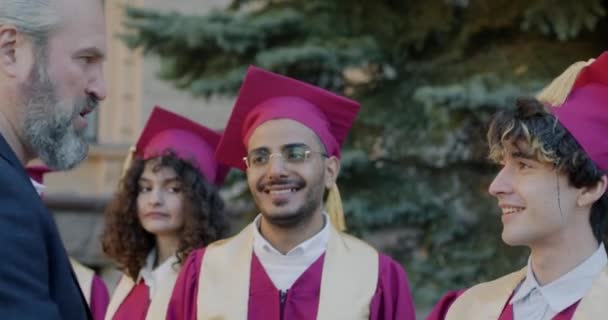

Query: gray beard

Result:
[20,56,90,170]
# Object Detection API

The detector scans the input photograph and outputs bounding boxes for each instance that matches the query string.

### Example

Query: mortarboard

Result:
[215,66,360,172]
[127,106,229,186]
[539,52,608,172]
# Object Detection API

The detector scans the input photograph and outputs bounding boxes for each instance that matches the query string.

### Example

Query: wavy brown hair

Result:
[102,150,228,280]
[487,97,608,244]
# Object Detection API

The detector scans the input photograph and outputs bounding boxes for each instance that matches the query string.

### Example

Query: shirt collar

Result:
[30,178,46,196]
[511,243,608,312]
[136,249,178,284]
[252,213,330,257]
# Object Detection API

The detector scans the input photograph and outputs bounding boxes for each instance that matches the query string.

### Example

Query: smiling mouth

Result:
[266,188,300,195]
[502,207,524,215]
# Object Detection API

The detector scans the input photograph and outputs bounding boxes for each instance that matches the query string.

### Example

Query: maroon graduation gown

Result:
[426,289,579,320]
[111,282,151,320]
[167,248,416,319]
[91,275,110,320]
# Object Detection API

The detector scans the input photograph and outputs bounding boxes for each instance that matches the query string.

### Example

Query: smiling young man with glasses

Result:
[166,66,416,320]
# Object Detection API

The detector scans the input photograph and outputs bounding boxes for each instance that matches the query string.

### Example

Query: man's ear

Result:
[324,156,340,189]
[0,25,29,78]
[577,175,607,207]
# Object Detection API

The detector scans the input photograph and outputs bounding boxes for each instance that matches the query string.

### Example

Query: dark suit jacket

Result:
[0,134,92,319]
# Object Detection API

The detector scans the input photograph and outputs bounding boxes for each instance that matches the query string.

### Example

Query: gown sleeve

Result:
[369,254,417,320]
[166,248,206,320]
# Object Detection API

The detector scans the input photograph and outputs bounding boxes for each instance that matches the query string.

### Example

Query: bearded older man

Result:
[0,0,106,318]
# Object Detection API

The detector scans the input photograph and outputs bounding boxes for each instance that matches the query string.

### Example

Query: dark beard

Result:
[257,176,326,229]
[262,196,321,228]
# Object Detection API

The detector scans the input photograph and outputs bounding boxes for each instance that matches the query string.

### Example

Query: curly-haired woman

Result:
[102,106,229,320]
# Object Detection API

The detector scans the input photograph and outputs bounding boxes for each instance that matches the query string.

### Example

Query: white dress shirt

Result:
[252,213,330,291]
[510,243,607,320]
[30,178,46,196]
[137,249,179,299]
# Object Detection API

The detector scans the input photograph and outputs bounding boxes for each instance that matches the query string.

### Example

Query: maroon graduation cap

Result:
[134,106,229,185]
[215,66,361,171]
[551,51,608,172]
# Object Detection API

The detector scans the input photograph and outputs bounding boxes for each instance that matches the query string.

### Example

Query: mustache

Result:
[84,94,100,111]
[257,177,306,191]
[74,94,100,115]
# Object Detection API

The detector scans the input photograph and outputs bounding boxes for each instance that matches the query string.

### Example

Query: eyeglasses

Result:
[243,144,328,169]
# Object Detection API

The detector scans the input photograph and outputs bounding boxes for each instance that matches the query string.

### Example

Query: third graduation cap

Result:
[551,51,608,172]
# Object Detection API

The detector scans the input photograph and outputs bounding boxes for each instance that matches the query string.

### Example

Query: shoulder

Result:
[427,290,467,320]
[377,253,410,283]
[465,268,526,294]
[0,157,40,204]
[0,159,45,229]
[339,231,378,255]
[378,253,402,269]
[180,247,208,278]
[437,268,525,319]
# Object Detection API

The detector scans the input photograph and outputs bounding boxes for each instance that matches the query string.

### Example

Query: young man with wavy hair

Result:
[428,52,608,320]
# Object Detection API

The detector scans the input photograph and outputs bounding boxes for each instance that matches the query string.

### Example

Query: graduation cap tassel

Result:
[120,146,137,181]
[536,58,595,107]
[325,183,346,231]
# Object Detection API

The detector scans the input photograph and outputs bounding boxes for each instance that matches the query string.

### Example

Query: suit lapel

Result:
[0,135,93,319]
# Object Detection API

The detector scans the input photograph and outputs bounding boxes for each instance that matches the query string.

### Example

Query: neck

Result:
[529,218,599,285]
[259,210,325,255]
[0,109,30,165]
[154,234,179,268]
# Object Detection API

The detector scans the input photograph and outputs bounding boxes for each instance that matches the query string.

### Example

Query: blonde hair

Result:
[487,98,559,166]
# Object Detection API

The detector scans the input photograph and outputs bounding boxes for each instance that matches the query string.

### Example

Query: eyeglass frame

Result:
[242,143,328,169]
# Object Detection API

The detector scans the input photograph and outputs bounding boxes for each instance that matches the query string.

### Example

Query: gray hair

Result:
[0,0,60,43]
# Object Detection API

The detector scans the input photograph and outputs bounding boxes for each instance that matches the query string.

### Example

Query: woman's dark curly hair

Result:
[102,150,228,280]
[487,97,608,244]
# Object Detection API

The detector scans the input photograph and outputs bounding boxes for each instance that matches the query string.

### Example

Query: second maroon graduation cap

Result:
[134,106,229,185]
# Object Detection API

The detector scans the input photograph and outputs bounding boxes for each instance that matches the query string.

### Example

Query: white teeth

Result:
[269,189,292,195]
[503,207,523,214]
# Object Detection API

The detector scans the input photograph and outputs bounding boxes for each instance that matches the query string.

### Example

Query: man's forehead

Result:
[53,0,106,35]
[246,119,323,150]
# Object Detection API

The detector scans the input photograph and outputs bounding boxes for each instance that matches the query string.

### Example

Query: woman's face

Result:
[137,160,186,237]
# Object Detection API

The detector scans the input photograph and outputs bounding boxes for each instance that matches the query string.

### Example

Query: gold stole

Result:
[70,258,94,305]
[572,266,608,320]
[105,275,134,320]
[104,268,179,320]
[445,266,608,320]
[197,223,379,320]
